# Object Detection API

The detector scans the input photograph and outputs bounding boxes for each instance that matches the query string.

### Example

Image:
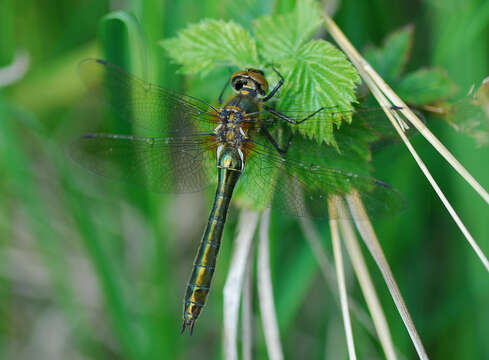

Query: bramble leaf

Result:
[161,0,367,202]
[251,0,360,144]
[363,25,413,82]
[361,26,457,106]
[159,19,260,75]
[435,80,489,147]
[252,0,323,61]
[396,68,457,104]
[161,0,360,145]
[273,39,360,145]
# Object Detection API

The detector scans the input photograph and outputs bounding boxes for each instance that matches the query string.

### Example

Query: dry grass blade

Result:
[388,100,489,271]
[321,13,489,273]
[322,13,489,206]
[364,68,488,272]
[0,50,30,87]
[258,209,284,360]
[335,198,398,360]
[346,192,429,360]
[223,210,259,360]
[242,245,254,360]
[329,196,357,360]
[300,216,336,285]
[300,216,381,339]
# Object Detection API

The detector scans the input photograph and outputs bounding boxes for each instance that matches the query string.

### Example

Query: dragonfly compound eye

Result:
[247,69,268,96]
[231,69,269,97]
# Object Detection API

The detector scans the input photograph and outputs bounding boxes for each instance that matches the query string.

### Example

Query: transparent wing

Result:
[252,105,422,146]
[68,133,216,193]
[79,58,220,135]
[240,142,405,220]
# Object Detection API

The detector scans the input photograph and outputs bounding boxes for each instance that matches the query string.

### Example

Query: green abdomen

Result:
[181,147,243,334]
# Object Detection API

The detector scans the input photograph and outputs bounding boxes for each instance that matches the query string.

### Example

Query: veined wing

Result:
[252,105,421,145]
[69,133,217,193]
[239,140,405,220]
[79,59,220,135]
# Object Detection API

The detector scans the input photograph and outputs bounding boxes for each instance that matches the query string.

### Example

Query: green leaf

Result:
[100,11,147,76]
[435,82,489,147]
[223,0,274,28]
[275,40,360,145]
[361,26,458,107]
[252,0,323,61]
[396,67,458,105]
[0,0,16,65]
[363,25,414,82]
[159,19,260,75]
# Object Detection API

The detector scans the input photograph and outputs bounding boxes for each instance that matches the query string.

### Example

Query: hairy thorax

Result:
[215,106,250,149]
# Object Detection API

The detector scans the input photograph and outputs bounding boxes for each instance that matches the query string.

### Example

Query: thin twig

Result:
[322,13,489,206]
[346,192,429,360]
[321,13,489,273]
[242,244,254,360]
[329,196,357,360]
[258,209,284,360]
[336,198,398,360]
[223,210,259,360]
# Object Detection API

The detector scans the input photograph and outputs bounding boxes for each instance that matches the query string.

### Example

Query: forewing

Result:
[69,133,216,193]
[79,58,219,135]
[242,143,405,220]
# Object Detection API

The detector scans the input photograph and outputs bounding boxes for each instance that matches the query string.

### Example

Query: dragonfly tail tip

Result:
[180,318,196,335]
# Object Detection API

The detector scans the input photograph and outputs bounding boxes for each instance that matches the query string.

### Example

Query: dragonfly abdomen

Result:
[181,147,243,334]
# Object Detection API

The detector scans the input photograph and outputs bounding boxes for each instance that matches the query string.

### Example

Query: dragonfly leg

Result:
[263,104,326,125]
[218,79,228,105]
[260,126,294,155]
[218,67,235,104]
[262,66,284,102]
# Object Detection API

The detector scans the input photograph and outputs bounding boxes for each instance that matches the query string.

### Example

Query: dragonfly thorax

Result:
[220,107,245,124]
[214,121,248,149]
[215,106,249,148]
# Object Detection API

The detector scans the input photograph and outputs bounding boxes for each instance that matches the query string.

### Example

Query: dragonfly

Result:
[70,58,405,335]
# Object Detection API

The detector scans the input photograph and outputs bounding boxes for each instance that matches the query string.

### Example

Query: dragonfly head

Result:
[231,68,269,98]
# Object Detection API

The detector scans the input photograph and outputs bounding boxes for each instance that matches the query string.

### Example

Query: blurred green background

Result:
[1,0,488,359]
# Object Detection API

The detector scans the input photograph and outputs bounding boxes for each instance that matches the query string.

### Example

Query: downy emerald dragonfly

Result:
[70,59,405,334]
